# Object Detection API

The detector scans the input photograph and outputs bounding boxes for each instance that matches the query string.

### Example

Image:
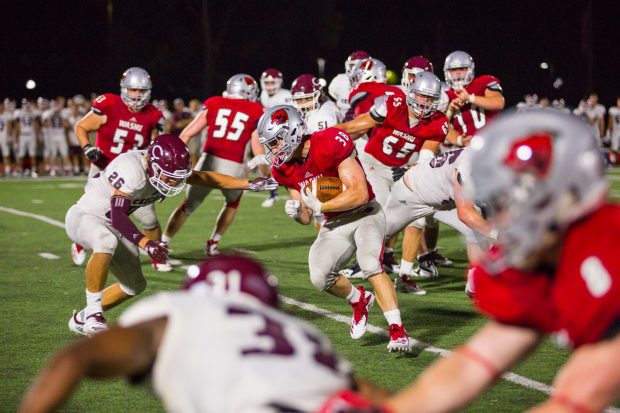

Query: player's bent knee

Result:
[96,232,119,254]
[309,268,333,291]
[120,278,147,296]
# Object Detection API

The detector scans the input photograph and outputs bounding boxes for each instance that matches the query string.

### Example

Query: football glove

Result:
[301,186,323,215]
[247,154,268,169]
[284,200,301,218]
[83,144,102,161]
[248,177,279,192]
[145,240,169,262]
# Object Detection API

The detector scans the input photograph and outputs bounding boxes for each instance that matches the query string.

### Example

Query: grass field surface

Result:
[2,170,620,412]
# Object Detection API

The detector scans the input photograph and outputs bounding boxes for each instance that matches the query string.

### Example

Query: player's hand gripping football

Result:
[145,240,169,262]
[248,177,279,192]
[301,186,323,215]
[82,144,103,161]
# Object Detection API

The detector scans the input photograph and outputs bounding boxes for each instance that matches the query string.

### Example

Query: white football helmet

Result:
[469,110,607,273]
[120,67,152,111]
[406,72,441,118]
[345,50,371,78]
[349,58,387,88]
[443,51,475,89]
[257,105,307,167]
[223,74,259,102]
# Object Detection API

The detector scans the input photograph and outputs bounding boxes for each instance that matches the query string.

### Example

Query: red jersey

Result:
[474,204,620,348]
[271,127,375,219]
[445,75,502,135]
[202,97,263,163]
[348,82,404,117]
[92,93,164,164]
[364,94,449,167]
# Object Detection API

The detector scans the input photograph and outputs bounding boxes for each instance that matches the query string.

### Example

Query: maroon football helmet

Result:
[260,68,284,96]
[288,74,322,118]
[345,50,371,77]
[183,255,279,308]
[401,55,434,90]
[147,134,192,197]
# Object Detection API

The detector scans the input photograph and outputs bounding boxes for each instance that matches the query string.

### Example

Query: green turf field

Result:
[2,170,620,412]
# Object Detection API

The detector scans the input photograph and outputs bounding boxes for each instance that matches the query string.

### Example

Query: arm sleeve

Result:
[109,195,144,246]
[369,95,388,123]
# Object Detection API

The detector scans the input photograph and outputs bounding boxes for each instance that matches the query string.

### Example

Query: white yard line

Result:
[38,252,60,260]
[2,204,619,412]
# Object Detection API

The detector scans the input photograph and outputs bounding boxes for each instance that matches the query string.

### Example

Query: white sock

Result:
[346,286,361,304]
[385,247,394,253]
[465,269,475,293]
[161,234,172,243]
[85,289,103,316]
[383,309,402,326]
[212,233,222,242]
[399,259,414,277]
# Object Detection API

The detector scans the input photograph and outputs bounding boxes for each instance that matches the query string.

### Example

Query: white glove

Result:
[247,154,268,169]
[285,200,301,218]
[301,186,323,215]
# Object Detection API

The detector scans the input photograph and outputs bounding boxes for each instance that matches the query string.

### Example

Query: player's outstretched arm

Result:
[18,318,166,413]
[179,109,207,145]
[188,170,278,192]
[334,113,378,139]
[385,321,540,413]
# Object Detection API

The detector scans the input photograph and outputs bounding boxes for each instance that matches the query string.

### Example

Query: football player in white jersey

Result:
[42,99,71,176]
[20,256,383,413]
[260,68,291,108]
[573,92,606,142]
[0,99,14,175]
[328,50,370,119]
[289,73,343,134]
[13,99,41,177]
[64,134,278,336]
[385,147,493,296]
[607,97,620,158]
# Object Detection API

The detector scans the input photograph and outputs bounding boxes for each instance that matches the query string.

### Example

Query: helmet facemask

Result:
[121,87,151,111]
[407,91,439,118]
[261,127,296,167]
[445,66,474,90]
[148,160,192,197]
[289,91,321,119]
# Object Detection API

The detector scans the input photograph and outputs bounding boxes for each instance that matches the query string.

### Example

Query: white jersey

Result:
[76,150,163,221]
[260,89,291,108]
[42,109,67,137]
[609,107,620,135]
[119,291,352,413]
[0,111,11,140]
[573,102,605,137]
[13,109,38,135]
[306,100,343,134]
[328,73,351,117]
[65,111,82,146]
[405,147,472,210]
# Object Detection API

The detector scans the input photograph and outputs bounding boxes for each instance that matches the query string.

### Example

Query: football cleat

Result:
[387,324,414,353]
[414,252,439,278]
[205,239,220,256]
[71,243,86,266]
[261,194,279,208]
[68,309,108,336]
[394,275,427,295]
[151,258,172,272]
[339,263,363,279]
[350,286,375,339]
[382,250,399,273]
[428,249,453,267]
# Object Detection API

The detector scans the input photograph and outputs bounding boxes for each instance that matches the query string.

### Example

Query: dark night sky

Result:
[2,0,619,108]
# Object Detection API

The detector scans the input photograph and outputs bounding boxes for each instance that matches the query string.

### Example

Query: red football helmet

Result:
[260,68,284,96]
[345,50,371,77]
[147,134,192,197]
[183,255,279,308]
[401,55,434,90]
[288,74,322,118]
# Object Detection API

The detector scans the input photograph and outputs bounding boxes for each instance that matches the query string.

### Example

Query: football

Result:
[312,176,344,202]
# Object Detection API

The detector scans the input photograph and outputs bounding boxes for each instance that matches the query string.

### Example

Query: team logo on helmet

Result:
[271,109,289,125]
[244,77,254,85]
[503,133,554,178]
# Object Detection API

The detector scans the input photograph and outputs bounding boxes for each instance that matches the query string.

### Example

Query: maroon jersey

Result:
[364,94,449,167]
[271,127,375,219]
[445,75,502,135]
[202,97,263,163]
[348,82,404,117]
[473,204,620,348]
[92,93,164,163]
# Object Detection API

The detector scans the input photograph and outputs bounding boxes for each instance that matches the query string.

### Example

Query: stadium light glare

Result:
[26,79,36,89]
[540,62,549,70]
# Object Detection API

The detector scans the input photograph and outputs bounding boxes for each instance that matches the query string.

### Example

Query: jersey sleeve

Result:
[153,108,165,132]
[314,129,355,170]
[369,95,388,123]
[480,75,503,93]
[91,93,117,116]
[104,154,147,197]
[429,114,450,141]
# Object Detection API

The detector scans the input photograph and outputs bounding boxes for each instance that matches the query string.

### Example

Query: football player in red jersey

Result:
[161,74,264,257]
[443,50,505,144]
[260,105,414,353]
[72,67,169,270]
[327,110,620,413]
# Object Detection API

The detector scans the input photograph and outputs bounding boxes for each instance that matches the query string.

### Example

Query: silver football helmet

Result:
[443,51,475,89]
[406,71,441,118]
[257,105,307,167]
[223,74,259,102]
[120,67,152,111]
[469,110,607,273]
[349,58,387,88]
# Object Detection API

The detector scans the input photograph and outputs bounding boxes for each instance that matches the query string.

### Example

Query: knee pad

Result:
[96,231,119,254]
[225,194,242,209]
[120,277,147,296]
